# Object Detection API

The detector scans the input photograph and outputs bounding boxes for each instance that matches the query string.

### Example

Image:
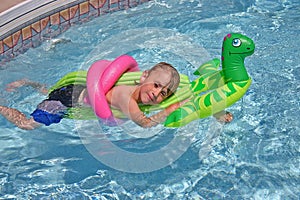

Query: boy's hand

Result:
[213,111,233,123]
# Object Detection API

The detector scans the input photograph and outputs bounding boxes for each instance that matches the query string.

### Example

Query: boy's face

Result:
[139,69,172,105]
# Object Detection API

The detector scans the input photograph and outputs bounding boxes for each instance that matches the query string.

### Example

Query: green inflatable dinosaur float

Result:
[164,33,255,127]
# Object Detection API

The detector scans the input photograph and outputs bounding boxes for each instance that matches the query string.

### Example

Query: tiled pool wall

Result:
[0,0,150,66]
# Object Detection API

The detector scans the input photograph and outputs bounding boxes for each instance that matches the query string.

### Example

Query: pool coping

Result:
[0,0,150,65]
[0,0,84,38]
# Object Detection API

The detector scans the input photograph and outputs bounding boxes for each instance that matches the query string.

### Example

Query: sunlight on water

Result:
[0,0,299,199]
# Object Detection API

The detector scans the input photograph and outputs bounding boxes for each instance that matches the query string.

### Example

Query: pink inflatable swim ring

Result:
[86,55,139,121]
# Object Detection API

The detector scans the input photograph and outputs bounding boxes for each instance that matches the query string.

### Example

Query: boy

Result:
[0,62,232,130]
[0,62,184,129]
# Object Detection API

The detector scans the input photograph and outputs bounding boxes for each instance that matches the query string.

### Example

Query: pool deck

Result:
[0,0,26,13]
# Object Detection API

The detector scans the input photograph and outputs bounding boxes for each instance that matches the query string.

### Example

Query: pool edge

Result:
[0,0,151,66]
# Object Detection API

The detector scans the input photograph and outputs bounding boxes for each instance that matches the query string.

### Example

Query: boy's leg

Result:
[6,79,48,94]
[0,106,41,130]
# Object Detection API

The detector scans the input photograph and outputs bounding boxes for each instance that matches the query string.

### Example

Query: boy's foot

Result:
[6,79,28,92]
[6,79,48,95]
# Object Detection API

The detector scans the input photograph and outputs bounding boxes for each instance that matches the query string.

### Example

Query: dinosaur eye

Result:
[232,38,241,47]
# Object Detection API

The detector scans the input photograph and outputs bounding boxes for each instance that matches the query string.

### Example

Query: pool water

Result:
[0,0,299,199]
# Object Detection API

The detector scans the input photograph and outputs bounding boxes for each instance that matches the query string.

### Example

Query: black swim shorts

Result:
[31,84,86,126]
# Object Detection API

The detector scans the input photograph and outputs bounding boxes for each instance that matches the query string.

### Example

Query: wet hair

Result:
[148,62,180,96]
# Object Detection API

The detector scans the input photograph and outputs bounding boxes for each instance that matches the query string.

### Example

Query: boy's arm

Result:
[116,95,159,128]
[110,86,186,128]
[128,101,183,128]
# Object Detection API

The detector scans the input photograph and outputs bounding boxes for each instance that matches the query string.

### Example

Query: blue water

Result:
[0,0,299,199]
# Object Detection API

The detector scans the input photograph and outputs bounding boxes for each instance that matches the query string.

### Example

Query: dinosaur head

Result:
[222,33,255,82]
[222,33,255,59]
